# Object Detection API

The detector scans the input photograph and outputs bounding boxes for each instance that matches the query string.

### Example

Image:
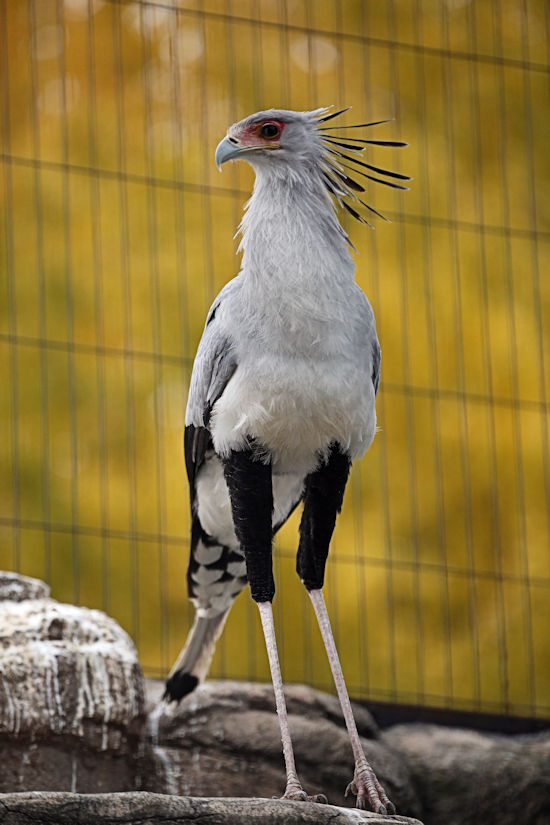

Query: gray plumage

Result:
[170,104,383,677]
[165,106,407,814]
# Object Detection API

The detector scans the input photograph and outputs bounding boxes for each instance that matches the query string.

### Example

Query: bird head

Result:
[215,108,326,172]
[215,107,410,226]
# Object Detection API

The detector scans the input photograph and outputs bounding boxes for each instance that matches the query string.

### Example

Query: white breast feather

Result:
[203,169,378,475]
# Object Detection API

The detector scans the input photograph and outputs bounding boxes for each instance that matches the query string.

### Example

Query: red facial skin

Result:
[237,120,287,147]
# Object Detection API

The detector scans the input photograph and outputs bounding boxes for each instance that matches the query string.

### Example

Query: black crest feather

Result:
[316,107,410,226]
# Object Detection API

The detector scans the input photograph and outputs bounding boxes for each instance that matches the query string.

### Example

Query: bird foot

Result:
[345,762,395,815]
[278,784,328,804]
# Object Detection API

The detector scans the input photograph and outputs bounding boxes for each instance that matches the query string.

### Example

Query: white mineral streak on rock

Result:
[93,652,110,749]
[0,592,144,745]
[148,703,161,748]
[71,754,77,793]
[50,653,64,729]
[147,702,178,795]
[2,674,17,734]
[41,645,63,733]
[19,750,30,789]
[74,653,91,736]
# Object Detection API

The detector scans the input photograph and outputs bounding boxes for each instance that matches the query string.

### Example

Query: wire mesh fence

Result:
[1,0,549,720]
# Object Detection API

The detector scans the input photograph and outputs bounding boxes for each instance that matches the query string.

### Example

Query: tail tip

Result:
[163,671,199,703]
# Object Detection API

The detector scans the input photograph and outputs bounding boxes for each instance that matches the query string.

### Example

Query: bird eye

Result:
[260,122,280,139]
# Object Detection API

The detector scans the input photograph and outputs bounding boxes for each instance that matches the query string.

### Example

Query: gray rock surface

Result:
[0,573,144,792]
[384,723,550,825]
[144,679,422,817]
[0,792,423,824]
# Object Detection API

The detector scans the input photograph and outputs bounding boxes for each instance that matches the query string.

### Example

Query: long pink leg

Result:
[308,589,395,814]
[257,601,326,803]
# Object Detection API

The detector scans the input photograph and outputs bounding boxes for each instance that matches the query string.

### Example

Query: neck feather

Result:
[238,164,355,289]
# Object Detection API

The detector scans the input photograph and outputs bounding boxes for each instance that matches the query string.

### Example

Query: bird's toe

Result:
[280,784,327,803]
[345,764,394,815]
[281,784,308,802]
[308,793,328,804]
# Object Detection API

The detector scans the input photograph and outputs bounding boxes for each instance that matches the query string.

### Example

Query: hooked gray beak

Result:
[215,137,244,170]
[215,136,280,170]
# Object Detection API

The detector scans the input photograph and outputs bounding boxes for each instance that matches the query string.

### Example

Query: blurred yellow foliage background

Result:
[1,0,549,718]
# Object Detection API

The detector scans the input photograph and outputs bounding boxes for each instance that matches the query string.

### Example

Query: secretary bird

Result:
[164,107,409,813]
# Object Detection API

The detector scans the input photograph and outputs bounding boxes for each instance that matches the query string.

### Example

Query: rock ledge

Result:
[0,792,422,825]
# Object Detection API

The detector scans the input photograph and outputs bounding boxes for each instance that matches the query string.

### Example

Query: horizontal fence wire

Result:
[1,0,549,720]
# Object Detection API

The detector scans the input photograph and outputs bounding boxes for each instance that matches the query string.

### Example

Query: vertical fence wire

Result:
[439,0,480,710]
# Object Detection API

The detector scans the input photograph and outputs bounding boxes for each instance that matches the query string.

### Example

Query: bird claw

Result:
[279,785,328,804]
[280,785,308,802]
[345,764,395,815]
